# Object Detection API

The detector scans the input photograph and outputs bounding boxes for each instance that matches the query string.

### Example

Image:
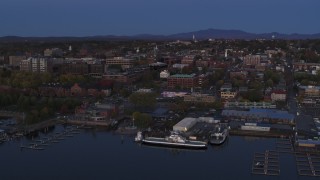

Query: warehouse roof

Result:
[173,117,197,128]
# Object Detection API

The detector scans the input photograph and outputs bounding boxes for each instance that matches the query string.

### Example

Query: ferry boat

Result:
[135,131,207,149]
[209,125,229,145]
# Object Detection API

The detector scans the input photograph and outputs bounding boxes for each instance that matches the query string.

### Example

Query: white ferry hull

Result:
[142,138,207,149]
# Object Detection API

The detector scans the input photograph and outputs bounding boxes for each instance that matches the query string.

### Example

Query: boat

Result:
[209,125,229,145]
[138,132,207,149]
[135,131,143,142]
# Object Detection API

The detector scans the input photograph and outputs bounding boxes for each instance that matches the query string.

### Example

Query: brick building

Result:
[167,74,198,89]
[243,55,261,66]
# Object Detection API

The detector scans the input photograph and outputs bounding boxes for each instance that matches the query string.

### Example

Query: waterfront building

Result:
[222,108,295,125]
[224,101,276,109]
[173,117,197,132]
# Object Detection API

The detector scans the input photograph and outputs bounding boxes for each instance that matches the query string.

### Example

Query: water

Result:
[0,126,318,180]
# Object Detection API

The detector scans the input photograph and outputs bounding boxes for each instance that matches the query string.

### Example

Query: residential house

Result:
[271,90,287,102]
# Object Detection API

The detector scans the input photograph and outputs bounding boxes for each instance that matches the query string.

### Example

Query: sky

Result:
[0,0,319,36]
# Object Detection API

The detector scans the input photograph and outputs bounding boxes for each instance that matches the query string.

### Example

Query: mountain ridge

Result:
[1,28,320,42]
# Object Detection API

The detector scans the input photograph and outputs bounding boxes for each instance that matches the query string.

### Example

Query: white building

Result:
[270,90,287,102]
[172,64,189,69]
[173,117,197,132]
[160,70,170,79]
[30,57,52,72]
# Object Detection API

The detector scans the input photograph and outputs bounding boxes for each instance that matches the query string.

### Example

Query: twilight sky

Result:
[0,0,319,36]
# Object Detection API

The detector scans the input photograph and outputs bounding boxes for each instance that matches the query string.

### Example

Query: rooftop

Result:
[222,108,295,121]
[170,74,196,78]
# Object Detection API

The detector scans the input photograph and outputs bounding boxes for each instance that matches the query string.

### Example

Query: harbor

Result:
[251,150,280,176]
[0,129,303,180]
[20,125,82,151]
[295,152,320,176]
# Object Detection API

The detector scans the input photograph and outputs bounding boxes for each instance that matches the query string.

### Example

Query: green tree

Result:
[132,111,152,128]
[129,92,157,107]
[266,79,274,88]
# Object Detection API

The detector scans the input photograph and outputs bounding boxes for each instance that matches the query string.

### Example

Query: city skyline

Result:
[0,0,320,36]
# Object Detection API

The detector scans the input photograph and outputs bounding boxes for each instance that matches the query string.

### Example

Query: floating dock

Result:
[276,138,294,153]
[295,152,320,176]
[252,150,280,176]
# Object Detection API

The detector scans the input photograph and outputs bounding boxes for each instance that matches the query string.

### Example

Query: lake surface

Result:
[0,125,318,180]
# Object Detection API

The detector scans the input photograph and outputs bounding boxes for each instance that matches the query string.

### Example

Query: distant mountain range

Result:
[1,28,320,42]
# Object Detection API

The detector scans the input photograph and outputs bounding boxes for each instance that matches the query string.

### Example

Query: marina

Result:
[295,152,320,176]
[20,125,82,151]
[0,128,313,180]
[251,150,280,176]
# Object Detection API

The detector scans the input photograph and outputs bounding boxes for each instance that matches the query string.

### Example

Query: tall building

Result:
[31,57,52,73]
[20,58,32,72]
[9,56,26,67]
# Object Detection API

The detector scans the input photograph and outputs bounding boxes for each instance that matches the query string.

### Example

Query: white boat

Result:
[209,125,229,145]
[135,131,143,142]
[140,132,207,149]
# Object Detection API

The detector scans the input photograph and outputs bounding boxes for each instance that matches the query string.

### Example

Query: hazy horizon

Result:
[0,0,319,36]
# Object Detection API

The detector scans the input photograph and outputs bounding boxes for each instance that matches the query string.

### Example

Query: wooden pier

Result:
[276,138,294,153]
[295,152,320,176]
[252,150,280,176]
[20,125,82,151]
